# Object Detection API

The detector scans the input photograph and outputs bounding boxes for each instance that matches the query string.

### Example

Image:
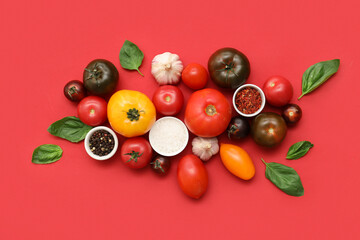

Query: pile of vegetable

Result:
[32,40,340,199]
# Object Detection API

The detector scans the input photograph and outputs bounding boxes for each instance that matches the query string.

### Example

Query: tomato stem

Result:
[124,150,143,163]
[151,159,165,173]
[205,105,217,116]
[126,108,144,121]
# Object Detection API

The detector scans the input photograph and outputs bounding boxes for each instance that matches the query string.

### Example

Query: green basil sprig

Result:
[32,144,63,164]
[47,116,92,143]
[119,40,144,76]
[261,158,304,197]
[298,59,340,99]
[286,141,314,160]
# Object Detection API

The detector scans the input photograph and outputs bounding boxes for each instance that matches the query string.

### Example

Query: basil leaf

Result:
[119,40,144,76]
[47,116,92,143]
[286,141,314,160]
[32,144,63,164]
[262,159,304,197]
[298,59,340,99]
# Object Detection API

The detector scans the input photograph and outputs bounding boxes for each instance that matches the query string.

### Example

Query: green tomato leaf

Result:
[286,141,314,160]
[47,116,92,143]
[32,144,63,164]
[262,159,304,197]
[298,59,340,99]
[119,40,144,76]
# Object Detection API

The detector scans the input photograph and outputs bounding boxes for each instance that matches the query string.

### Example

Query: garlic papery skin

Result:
[151,52,183,85]
[192,137,219,161]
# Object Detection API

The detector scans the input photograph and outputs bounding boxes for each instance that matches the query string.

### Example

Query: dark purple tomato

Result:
[227,116,250,140]
[282,104,302,125]
[150,155,171,175]
[63,80,86,102]
[251,112,287,148]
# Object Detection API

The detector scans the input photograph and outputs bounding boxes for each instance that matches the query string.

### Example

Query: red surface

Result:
[1,0,360,239]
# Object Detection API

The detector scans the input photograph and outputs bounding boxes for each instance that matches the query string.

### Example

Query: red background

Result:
[1,0,360,239]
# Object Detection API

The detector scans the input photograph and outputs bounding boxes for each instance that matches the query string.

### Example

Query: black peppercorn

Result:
[89,130,115,156]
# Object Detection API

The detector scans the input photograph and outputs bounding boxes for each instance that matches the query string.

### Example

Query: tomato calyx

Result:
[205,105,217,116]
[124,150,143,163]
[150,159,165,173]
[126,108,144,121]
[216,61,238,82]
[67,86,79,99]
[85,63,103,86]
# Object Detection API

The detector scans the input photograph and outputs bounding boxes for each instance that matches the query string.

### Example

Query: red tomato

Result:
[152,85,184,116]
[263,76,293,107]
[184,88,232,137]
[120,137,153,169]
[181,63,208,90]
[177,154,208,199]
[77,96,107,126]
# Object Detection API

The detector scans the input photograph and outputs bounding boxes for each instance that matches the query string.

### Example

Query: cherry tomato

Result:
[64,80,86,102]
[185,88,232,137]
[220,144,255,180]
[227,116,250,140]
[263,76,293,107]
[152,85,184,116]
[120,137,153,169]
[77,96,107,126]
[150,155,171,175]
[181,63,208,90]
[282,104,302,125]
[177,154,208,199]
[251,112,287,147]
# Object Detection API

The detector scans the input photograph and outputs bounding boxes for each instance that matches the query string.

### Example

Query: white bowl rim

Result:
[232,83,266,118]
[84,126,119,160]
[149,116,189,157]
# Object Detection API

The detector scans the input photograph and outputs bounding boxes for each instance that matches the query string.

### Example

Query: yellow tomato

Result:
[220,144,255,180]
[107,90,156,137]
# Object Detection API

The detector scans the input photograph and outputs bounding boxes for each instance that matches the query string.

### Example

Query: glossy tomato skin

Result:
[177,154,208,199]
[150,155,171,175]
[120,137,153,169]
[251,112,287,148]
[220,144,255,180]
[227,116,250,140]
[181,63,208,90]
[208,48,250,89]
[77,96,107,126]
[64,80,86,102]
[282,104,302,125]
[83,59,119,96]
[107,90,156,138]
[185,88,232,137]
[263,76,293,107]
[152,85,184,116]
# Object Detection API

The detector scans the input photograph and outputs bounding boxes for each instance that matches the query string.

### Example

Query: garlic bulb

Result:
[151,52,183,85]
[192,137,219,161]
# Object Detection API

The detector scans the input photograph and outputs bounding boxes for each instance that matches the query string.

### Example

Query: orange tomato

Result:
[220,144,255,180]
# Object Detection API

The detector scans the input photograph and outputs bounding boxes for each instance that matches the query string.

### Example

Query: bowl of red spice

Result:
[84,126,119,160]
[233,84,266,117]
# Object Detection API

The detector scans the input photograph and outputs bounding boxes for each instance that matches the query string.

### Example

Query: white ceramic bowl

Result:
[232,84,266,117]
[149,117,189,157]
[84,126,119,160]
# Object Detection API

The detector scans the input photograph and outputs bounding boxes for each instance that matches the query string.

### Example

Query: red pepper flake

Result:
[235,87,262,114]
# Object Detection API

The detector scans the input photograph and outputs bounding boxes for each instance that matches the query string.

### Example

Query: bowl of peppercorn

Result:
[84,126,118,160]
[233,84,266,118]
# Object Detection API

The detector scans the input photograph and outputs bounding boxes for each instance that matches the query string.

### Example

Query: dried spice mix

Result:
[235,87,262,114]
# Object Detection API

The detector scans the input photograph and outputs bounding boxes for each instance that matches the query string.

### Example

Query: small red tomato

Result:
[150,155,171,175]
[121,137,153,169]
[181,63,208,90]
[263,76,293,107]
[77,96,107,126]
[64,80,86,102]
[282,104,302,125]
[152,85,184,116]
[177,154,208,199]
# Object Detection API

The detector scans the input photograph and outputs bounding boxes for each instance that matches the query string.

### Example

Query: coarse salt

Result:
[149,117,189,156]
